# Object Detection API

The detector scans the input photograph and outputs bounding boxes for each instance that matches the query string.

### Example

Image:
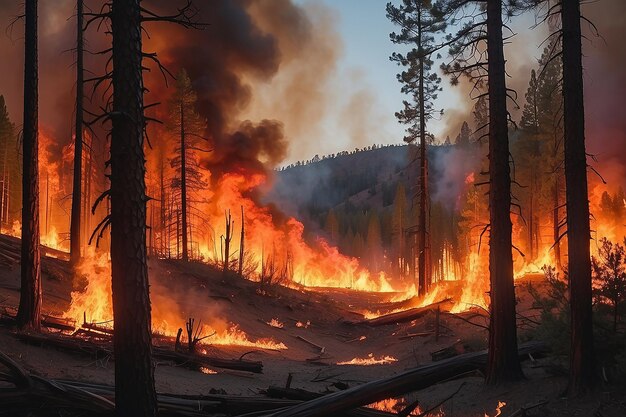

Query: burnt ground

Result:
[0,248,625,417]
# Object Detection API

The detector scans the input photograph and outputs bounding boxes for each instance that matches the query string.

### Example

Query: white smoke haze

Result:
[430,145,483,208]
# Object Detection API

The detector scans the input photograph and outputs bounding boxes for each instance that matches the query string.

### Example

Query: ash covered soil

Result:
[0,249,625,417]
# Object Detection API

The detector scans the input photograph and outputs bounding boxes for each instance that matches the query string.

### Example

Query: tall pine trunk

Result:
[417,6,430,296]
[485,0,523,384]
[17,0,42,331]
[561,0,594,396]
[70,0,84,265]
[180,101,188,261]
[110,0,157,415]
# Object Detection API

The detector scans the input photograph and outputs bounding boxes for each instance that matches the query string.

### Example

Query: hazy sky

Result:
[286,0,548,162]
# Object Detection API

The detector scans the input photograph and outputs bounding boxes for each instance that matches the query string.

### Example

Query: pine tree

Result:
[561,0,595,396]
[455,121,472,145]
[16,0,42,331]
[441,0,523,383]
[387,0,445,295]
[520,69,539,132]
[0,96,20,229]
[325,209,339,243]
[167,69,207,261]
[392,182,408,275]
[109,0,157,413]
[366,211,383,272]
[70,0,84,265]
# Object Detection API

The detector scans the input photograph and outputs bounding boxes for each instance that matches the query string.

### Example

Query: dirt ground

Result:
[0,250,625,417]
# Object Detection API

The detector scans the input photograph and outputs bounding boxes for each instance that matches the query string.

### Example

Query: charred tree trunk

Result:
[223,210,232,274]
[110,0,157,415]
[70,0,84,266]
[238,205,244,277]
[485,0,523,384]
[179,100,188,261]
[16,0,42,331]
[417,8,430,296]
[562,0,595,396]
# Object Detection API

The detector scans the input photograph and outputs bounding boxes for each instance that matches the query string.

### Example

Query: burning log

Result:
[258,341,547,417]
[0,233,69,261]
[351,298,452,327]
[81,321,115,336]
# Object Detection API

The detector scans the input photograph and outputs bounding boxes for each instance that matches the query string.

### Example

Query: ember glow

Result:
[485,401,506,417]
[337,354,398,366]
[267,318,284,328]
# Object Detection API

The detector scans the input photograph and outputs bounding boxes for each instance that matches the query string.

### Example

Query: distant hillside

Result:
[268,144,411,222]
[265,142,482,278]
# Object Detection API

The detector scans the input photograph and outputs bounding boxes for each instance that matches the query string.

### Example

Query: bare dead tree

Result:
[223,209,233,274]
[238,205,245,277]
[70,0,84,266]
[16,0,42,331]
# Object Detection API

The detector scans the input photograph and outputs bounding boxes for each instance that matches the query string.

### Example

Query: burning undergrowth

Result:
[65,251,288,350]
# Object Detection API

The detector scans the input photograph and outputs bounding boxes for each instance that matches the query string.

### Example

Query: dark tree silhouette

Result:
[83,2,206,414]
[70,0,84,266]
[166,69,207,261]
[441,0,523,383]
[16,0,42,331]
[561,0,595,396]
[109,0,157,414]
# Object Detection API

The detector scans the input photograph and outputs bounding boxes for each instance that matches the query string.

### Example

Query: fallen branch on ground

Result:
[349,299,453,327]
[258,341,547,417]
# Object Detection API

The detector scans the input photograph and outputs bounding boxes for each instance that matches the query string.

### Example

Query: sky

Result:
[284,0,549,162]
[0,0,608,166]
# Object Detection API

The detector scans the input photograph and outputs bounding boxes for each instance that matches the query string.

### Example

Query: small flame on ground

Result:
[267,318,284,328]
[485,401,506,417]
[295,320,310,328]
[200,367,218,375]
[337,353,397,366]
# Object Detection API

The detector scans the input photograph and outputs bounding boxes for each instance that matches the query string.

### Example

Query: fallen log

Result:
[152,346,264,374]
[352,298,452,327]
[265,386,322,401]
[0,308,76,332]
[260,341,548,417]
[81,321,115,336]
[14,331,264,374]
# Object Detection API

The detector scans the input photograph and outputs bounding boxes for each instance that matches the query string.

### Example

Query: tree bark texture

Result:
[17,0,42,331]
[485,0,523,384]
[561,0,595,396]
[110,0,157,415]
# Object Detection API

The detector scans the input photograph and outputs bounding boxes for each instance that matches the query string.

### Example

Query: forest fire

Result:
[0,0,625,416]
